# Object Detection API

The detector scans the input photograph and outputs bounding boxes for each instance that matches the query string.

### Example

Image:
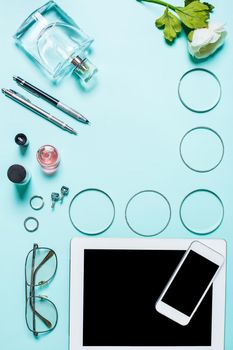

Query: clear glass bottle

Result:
[14,1,97,83]
[36,145,60,174]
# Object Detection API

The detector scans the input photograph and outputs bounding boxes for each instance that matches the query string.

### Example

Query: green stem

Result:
[140,0,177,11]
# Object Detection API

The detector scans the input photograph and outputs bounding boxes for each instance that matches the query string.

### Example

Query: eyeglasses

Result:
[25,243,58,336]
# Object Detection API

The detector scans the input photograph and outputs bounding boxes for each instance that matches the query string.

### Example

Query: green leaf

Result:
[185,0,214,12]
[188,30,194,41]
[175,1,211,29]
[203,2,214,12]
[155,7,182,42]
[184,0,196,5]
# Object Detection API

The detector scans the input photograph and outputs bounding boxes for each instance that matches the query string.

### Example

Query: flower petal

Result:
[209,32,221,43]
[188,20,227,59]
[208,21,226,33]
[188,32,226,59]
[191,28,213,47]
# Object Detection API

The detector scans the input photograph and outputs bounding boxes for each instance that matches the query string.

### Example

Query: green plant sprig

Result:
[138,0,214,42]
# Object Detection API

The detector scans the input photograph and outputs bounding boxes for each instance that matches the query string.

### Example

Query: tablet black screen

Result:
[83,249,212,346]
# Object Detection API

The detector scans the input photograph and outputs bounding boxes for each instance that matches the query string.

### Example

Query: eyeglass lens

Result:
[26,296,58,334]
[25,247,57,286]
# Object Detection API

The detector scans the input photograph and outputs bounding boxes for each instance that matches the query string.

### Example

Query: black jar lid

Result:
[7,164,26,183]
[15,133,28,146]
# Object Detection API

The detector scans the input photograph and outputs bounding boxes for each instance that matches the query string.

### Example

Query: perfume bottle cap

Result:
[72,56,98,83]
[7,164,27,183]
[15,133,28,146]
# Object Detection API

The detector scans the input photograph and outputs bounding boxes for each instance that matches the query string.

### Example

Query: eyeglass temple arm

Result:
[30,244,37,335]
[29,299,53,328]
[30,250,55,331]
[34,250,55,278]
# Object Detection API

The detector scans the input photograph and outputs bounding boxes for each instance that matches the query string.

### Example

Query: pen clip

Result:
[9,90,32,103]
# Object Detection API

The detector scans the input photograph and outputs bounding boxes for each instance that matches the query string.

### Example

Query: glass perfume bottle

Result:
[14,1,97,83]
[36,145,60,174]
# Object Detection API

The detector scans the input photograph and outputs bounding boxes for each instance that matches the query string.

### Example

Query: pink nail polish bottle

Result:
[36,145,60,174]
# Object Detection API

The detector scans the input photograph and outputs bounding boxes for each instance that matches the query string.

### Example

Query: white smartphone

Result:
[155,241,224,326]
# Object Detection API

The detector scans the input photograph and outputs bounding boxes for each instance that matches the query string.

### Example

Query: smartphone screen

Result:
[161,250,219,316]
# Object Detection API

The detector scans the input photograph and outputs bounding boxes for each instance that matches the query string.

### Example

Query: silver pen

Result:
[13,76,89,124]
[1,89,77,135]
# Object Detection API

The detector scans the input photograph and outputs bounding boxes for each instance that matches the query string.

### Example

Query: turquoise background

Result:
[0,0,232,348]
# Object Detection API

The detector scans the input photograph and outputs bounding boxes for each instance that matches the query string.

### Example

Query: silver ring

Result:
[30,195,44,211]
[179,189,224,235]
[125,190,171,237]
[178,68,222,113]
[69,188,115,235]
[179,127,224,173]
[24,217,39,232]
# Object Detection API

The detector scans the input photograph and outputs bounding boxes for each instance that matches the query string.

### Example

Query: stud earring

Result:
[51,192,60,208]
[60,186,69,202]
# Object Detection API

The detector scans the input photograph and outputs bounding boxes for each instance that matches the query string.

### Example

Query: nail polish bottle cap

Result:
[15,133,28,147]
[7,164,27,183]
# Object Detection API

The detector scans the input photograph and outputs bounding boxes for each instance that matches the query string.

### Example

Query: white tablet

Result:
[70,238,226,350]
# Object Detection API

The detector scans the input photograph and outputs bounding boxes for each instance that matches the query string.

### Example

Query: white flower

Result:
[188,22,227,59]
